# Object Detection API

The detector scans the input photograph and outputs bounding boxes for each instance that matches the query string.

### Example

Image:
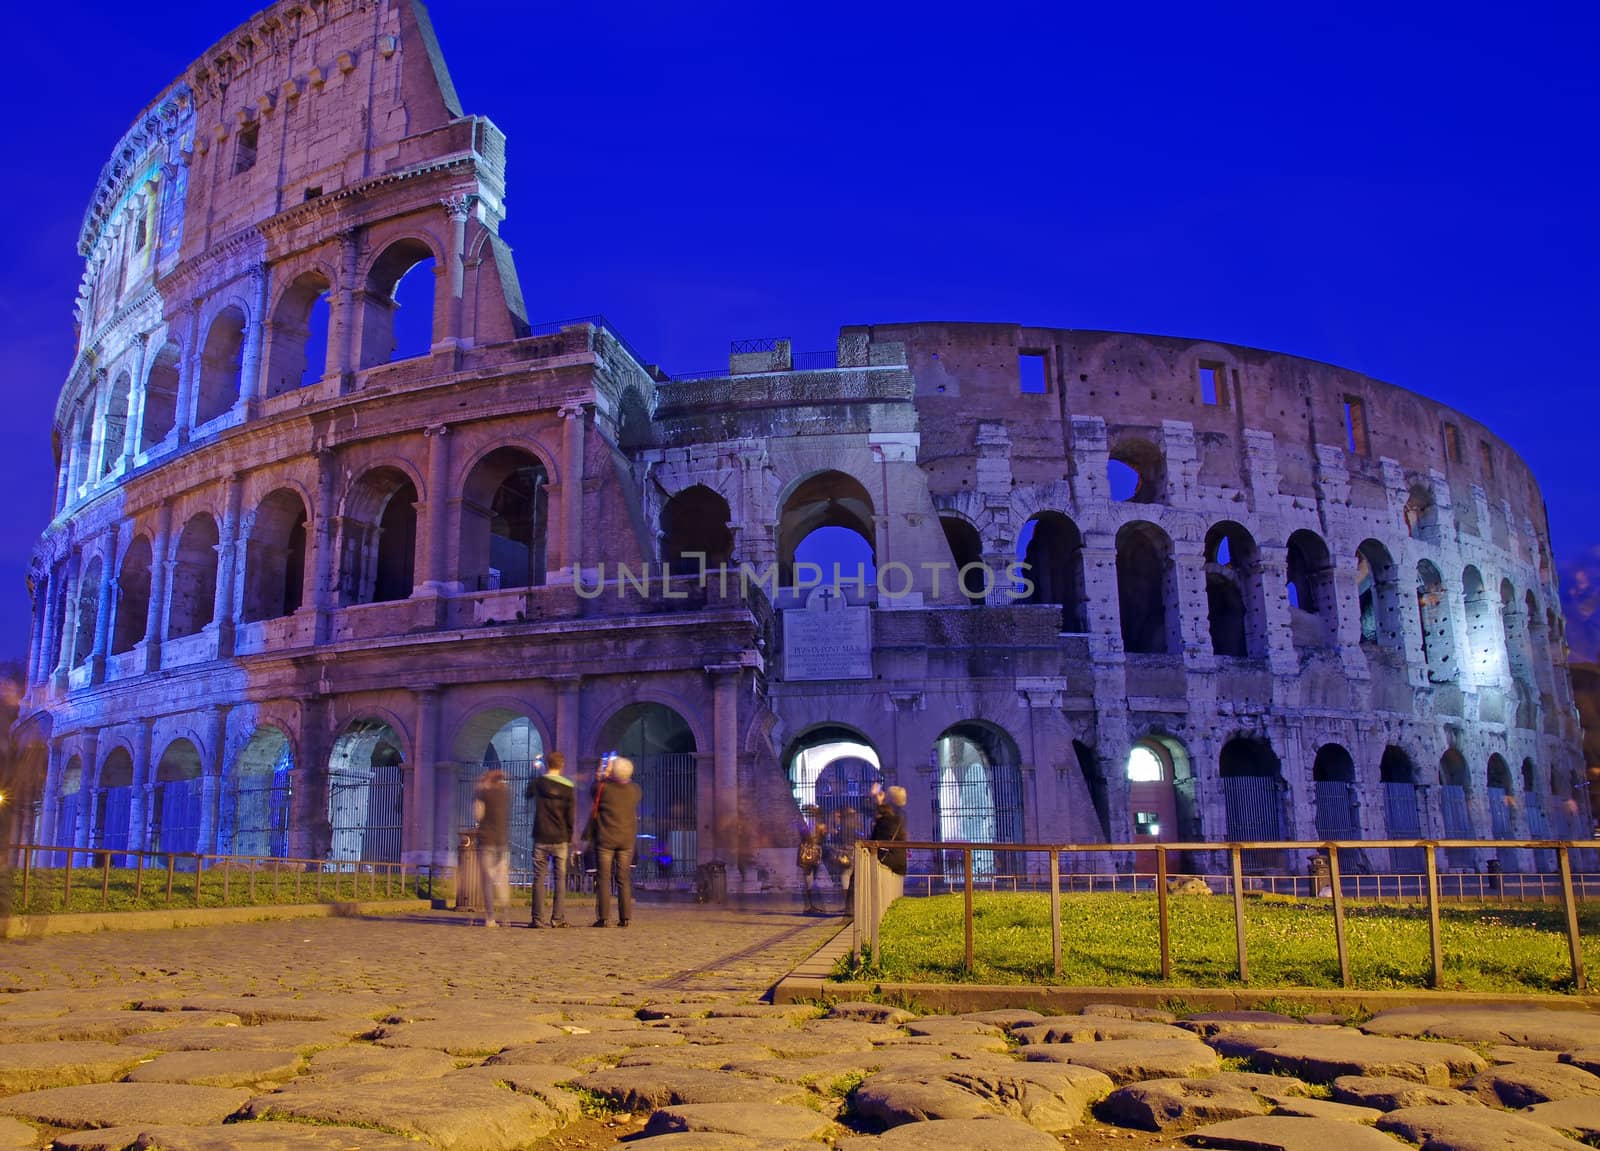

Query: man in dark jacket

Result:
[527,752,577,927]
[870,784,908,877]
[586,756,642,926]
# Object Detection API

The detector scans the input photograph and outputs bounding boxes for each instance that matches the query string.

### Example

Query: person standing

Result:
[829,807,860,914]
[796,805,826,913]
[870,784,908,877]
[586,756,642,927]
[527,752,576,928]
[473,768,511,927]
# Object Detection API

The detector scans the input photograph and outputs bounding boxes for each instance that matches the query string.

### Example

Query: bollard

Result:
[1049,849,1062,981]
[1230,845,1247,984]
[1328,845,1351,988]
[1156,846,1171,981]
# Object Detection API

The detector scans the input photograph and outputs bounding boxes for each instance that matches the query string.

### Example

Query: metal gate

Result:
[152,778,203,863]
[222,767,292,858]
[932,762,1024,878]
[1222,776,1286,873]
[1314,781,1359,838]
[329,765,404,863]
[1527,803,1557,871]
[1383,781,1424,872]
[95,786,132,863]
[795,756,883,837]
[456,760,538,875]
[635,753,697,886]
[1487,787,1512,839]
[56,790,83,863]
[1439,784,1474,869]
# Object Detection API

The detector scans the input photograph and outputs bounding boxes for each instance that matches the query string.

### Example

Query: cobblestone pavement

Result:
[4,903,1600,1150]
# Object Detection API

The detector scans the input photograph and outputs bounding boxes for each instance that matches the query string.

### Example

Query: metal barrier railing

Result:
[6,842,419,915]
[851,837,1596,992]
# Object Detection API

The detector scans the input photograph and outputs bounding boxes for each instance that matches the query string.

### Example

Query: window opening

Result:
[1018,351,1047,394]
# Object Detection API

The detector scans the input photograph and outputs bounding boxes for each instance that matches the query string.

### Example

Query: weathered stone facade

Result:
[13,0,1587,882]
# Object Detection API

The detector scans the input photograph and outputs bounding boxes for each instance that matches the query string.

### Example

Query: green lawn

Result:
[840,892,1599,992]
[5,862,430,915]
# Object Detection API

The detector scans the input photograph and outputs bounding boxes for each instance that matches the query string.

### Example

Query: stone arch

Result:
[661,484,732,575]
[1219,735,1286,870]
[594,701,699,883]
[1404,484,1437,539]
[1486,752,1514,839]
[167,512,219,639]
[1019,512,1086,630]
[940,513,985,606]
[57,753,85,851]
[1416,560,1457,682]
[1356,539,1403,650]
[1461,566,1497,681]
[360,236,440,367]
[328,718,407,863]
[94,747,135,857]
[102,371,132,473]
[112,535,152,654]
[777,469,876,588]
[151,737,204,858]
[222,724,294,857]
[1116,520,1177,654]
[1311,744,1360,839]
[71,556,101,667]
[69,402,94,491]
[339,467,418,605]
[1285,528,1337,649]
[195,304,246,425]
[264,269,332,397]
[141,340,181,451]
[1380,745,1424,869]
[1108,435,1164,503]
[1438,747,1474,865]
[242,488,308,622]
[784,723,883,835]
[459,445,549,591]
[1126,733,1199,860]
[932,720,1025,877]
[1205,521,1266,658]
[450,706,547,873]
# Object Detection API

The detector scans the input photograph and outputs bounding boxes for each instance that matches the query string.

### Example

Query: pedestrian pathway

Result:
[2,903,1600,1149]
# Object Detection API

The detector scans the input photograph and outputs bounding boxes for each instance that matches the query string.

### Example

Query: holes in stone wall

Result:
[1416,560,1457,683]
[361,240,437,367]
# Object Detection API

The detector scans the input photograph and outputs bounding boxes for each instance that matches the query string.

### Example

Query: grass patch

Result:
[10,863,431,915]
[837,892,1598,992]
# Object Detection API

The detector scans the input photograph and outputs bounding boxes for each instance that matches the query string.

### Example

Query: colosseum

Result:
[12,0,1589,889]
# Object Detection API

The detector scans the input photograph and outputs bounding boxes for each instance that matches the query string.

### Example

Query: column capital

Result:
[441,193,475,222]
[423,423,451,438]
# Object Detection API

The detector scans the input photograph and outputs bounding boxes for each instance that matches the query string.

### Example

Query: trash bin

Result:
[1308,855,1331,897]
[1486,858,1502,893]
[697,860,728,904]
[455,831,482,913]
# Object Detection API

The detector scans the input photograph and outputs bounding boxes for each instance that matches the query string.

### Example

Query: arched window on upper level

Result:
[661,485,732,576]
[101,372,131,475]
[1460,565,1499,682]
[242,489,309,622]
[1019,512,1086,631]
[71,557,100,668]
[941,515,984,606]
[111,536,151,655]
[1108,438,1165,503]
[1416,560,1457,683]
[360,239,437,367]
[1285,529,1337,650]
[1205,521,1265,658]
[461,448,548,591]
[1116,521,1176,655]
[195,306,246,426]
[1404,484,1438,540]
[1356,539,1403,650]
[264,272,332,398]
[69,403,94,493]
[167,513,220,639]
[778,470,876,591]
[140,342,180,452]
[340,469,417,605]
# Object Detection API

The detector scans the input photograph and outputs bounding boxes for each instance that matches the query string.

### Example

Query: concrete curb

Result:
[1,899,431,940]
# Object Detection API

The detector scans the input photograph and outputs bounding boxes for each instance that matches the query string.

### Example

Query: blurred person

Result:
[796,804,826,913]
[473,768,511,927]
[526,751,576,928]
[871,784,908,877]
[828,807,861,914]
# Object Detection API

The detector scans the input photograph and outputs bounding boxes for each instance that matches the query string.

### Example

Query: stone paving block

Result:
[372,1017,567,1055]
[1330,1074,1484,1111]
[1097,1076,1266,1130]
[1265,1096,1382,1123]
[0,1082,251,1128]
[1187,1114,1409,1148]
[299,1044,458,1085]
[1377,1103,1591,1149]
[1211,1029,1486,1085]
[574,1066,809,1110]
[1525,1097,1600,1144]
[835,1115,1065,1151]
[0,1011,240,1045]
[959,1009,1045,1027]
[852,1075,1000,1126]
[1362,1007,1600,1052]
[1560,1047,1600,1076]
[0,1041,145,1095]
[1487,1044,1561,1063]
[52,1120,421,1150]
[119,1018,369,1054]
[130,994,390,1024]
[640,1102,835,1142]
[719,1048,961,1088]
[123,1049,302,1088]
[615,1043,783,1071]
[1181,1010,1302,1037]
[616,1135,800,1151]
[1461,1061,1600,1107]
[1013,1017,1194,1044]
[827,1002,918,1025]
[0,1116,36,1151]
[1082,1003,1177,1024]
[448,1064,585,1124]
[902,1016,1001,1039]
[1022,1037,1220,1084]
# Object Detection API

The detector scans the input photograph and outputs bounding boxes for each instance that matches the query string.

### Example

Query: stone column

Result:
[127,721,153,854]
[144,500,173,672]
[421,424,452,596]
[39,741,63,856]
[214,473,243,655]
[77,730,100,856]
[52,551,82,689]
[177,305,201,442]
[441,194,472,349]
[238,263,269,412]
[410,687,440,868]
[559,405,587,580]
[89,530,117,683]
[85,370,109,484]
[555,675,582,772]
[1171,535,1213,670]
[124,334,148,468]
[708,664,742,864]
[332,231,360,386]
[311,450,337,643]
[29,567,54,685]
[1255,544,1301,676]
[198,705,228,854]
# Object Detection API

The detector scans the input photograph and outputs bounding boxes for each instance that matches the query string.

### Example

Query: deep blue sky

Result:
[1,1,1595,660]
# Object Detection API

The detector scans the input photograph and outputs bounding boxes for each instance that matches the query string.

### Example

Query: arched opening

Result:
[616,386,651,449]
[222,727,293,858]
[1404,485,1436,539]
[1126,735,1196,871]
[661,485,733,576]
[1523,757,1553,845]
[1285,529,1337,650]
[1501,580,1535,727]
[1461,566,1499,682]
[360,239,437,366]
[1312,744,1359,839]
[242,489,308,622]
[1205,521,1265,658]
[112,537,152,654]
[1019,512,1086,630]
[453,711,544,875]
[141,342,180,451]
[196,305,246,425]
[72,557,101,668]
[1381,745,1425,872]
[597,703,698,884]
[94,749,134,861]
[1486,753,1514,843]
[933,721,1024,878]
[777,471,876,589]
[150,738,204,860]
[1108,438,1164,503]
[1219,736,1286,872]
[70,404,94,492]
[786,725,883,865]
[461,448,548,591]
[264,271,332,397]
[167,513,219,639]
[57,755,84,858]
[328,719,405,863]
[339,469,417,605]
[1527,591,1555,700]
[1416,561,1457,683]
[941,516,985,606]
[1438,747,1474,868]
[1356,539,1402,650]
[1116,521,1176,655]
[102,372,131,473]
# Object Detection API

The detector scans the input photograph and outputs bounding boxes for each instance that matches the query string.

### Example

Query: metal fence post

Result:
[1424,844,1443,988]
[21,845,31,911]
[1328,844,1351,988]
[1230,844,1247,984]
[100,851,111,907]
[1156,846,1171,981]
[963,848,975,975]
[1049,848,1062,981]
[1558,845,1587,991]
